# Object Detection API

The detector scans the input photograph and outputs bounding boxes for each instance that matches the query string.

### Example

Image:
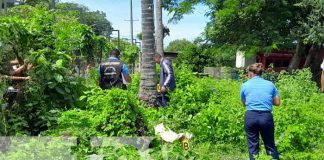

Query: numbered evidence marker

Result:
[181,138,190,150]
[156,84,161,92]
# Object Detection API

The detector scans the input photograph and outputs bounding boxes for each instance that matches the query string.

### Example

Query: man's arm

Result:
[272,85,281,106]
[10,60,31,76]
[3,75,30,80]
[240,85,246,106]
[321,59,324,92]
[27,64,33,70]
[124,74,132,83]
[98,66,102,85]
[98,66,101,77]
[273,96,281,106]
[241,100,246,106]
[122,64,132,83]
[10,65,26,76]
[162,60,172,87]
[321,71,324,93]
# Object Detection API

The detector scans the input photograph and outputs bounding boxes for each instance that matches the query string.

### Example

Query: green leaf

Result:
[79,96,87,101]
[54,74,63,83]
[55,59,64,68]
[55,87,66,95]
[37,55,47,65]
[47,82,57,89]
[64,87,71,93]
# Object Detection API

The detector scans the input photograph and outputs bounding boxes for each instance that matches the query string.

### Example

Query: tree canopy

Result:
[56,2,113,36]
[165,39,192,52]
[164,0,323,54]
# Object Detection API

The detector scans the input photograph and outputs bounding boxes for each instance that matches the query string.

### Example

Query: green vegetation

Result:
[0,1,323,160]
[168,39,238,72]
[165,0,324,72]
[1,64,323,159]
[0,3,139,136]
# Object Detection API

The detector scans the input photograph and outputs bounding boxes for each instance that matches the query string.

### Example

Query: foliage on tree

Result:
[168,0,298,52]
[136,32,142,40]
[121,45,140,65]
[163,0,202,23]
[165,39,192,52]
[21,0,50,6]
[83,10,113,36]
[166,39,237,72]
[1,1,324,159]
[164,0,324,69]
[294,0,324,45]
[0,4,114,135]
[56,2,113,37]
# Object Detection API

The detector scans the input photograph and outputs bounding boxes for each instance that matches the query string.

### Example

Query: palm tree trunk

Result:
[155,0,164,56]
[139,0,156,106]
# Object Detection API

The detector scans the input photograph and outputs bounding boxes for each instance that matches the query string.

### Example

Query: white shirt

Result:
[321,59,324,70]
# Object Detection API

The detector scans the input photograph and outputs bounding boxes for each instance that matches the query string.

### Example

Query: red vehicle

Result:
[257,50,305,72]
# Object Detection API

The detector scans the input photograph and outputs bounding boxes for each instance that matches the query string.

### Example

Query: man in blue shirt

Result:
[240,63,280,160]
[98,49,131,90]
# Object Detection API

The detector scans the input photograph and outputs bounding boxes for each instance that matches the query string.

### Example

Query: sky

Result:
[59,0,209,47]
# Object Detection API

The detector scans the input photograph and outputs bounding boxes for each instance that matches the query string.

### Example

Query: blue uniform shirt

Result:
[98,57,129,77]
[240,76,279,111]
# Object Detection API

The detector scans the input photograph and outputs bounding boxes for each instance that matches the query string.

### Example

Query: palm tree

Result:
[139,0,156,106]
[155,0,164,56]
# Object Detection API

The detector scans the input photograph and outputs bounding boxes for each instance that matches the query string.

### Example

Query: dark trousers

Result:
[156,92,169,107]
[244,110,279,160]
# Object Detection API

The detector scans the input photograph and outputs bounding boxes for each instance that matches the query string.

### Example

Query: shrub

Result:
[274,69,324,155]
[43,88,147,159]
[143,68,324,159]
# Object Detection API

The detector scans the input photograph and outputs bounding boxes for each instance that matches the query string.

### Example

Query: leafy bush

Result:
[48,88,146,137]
[0,137,76,160]
[189,80,245,144]
[276,68,318,100]
[141,68,324,159]
[172,41,237,72]
[82,88,146,136]
[273,69,324,157]
[1,5,323,159]
[128,72,140,95]
[0,5,109,136]
[43,88,147,159]
[1,64,323,159]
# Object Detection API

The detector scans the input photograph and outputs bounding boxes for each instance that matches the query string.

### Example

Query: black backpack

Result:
[99,59,124,89]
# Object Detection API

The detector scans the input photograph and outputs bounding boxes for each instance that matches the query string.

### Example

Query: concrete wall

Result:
[204,67,236,79]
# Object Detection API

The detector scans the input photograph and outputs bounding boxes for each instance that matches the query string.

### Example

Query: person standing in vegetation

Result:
[153,53,176,107]
[321,59,324,93]
[98,49,132,90]
[3,58,32,107]
[240,63,280,160]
